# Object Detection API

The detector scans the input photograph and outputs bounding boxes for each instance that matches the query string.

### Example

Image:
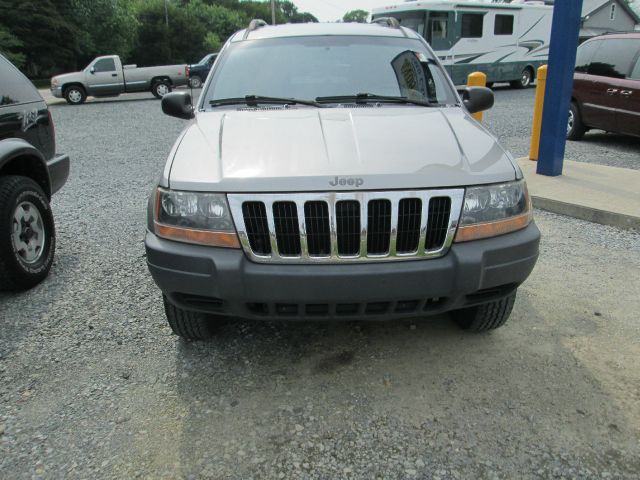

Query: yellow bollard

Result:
[466,72,487,122]
[529,65,547,161]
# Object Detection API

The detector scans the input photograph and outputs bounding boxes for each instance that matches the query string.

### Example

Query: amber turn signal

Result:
[454,212,531,243]
[154,222,240,248]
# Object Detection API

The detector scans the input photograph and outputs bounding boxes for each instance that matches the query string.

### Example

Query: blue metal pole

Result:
[536,0,583,176]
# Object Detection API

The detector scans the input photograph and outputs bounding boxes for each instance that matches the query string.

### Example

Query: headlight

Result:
[455,179,532,242]
[153,188,240,248]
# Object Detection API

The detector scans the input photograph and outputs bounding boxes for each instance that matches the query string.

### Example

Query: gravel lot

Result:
[1,93,639,479]
[485,85,640,170]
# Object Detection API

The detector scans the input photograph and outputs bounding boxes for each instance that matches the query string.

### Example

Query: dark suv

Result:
[569,33,640,140]
[0,55,69,290]
[187,53,217,89]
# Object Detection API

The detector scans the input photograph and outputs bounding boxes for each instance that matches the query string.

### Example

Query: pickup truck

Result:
[187,53,218,88]
[146,20,540,341]
[50,55,188,105]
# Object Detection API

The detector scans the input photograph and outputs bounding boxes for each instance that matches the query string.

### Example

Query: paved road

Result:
[485,85,640,170]
[0,95,639,478]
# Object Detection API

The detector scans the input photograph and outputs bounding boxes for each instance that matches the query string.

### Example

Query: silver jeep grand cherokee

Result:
[145,20,540,340]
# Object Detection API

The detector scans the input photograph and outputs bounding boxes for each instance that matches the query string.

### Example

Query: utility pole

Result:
[164,0,169,26]
[271,0,276,25]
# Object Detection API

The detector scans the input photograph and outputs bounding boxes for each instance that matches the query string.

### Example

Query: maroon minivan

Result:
[569,33,640,140]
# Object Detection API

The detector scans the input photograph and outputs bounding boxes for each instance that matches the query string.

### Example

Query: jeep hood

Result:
[166,107,517,192]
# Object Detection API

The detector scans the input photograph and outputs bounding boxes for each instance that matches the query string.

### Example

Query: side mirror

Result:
[89,67,95,74]
[459,86,494,114]
[162,92,195,120]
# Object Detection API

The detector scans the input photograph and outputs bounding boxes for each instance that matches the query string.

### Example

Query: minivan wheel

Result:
[152,80,172,99]
[567,102,587,141]
[64,85,86,105]
[189,76,202,88]
[452,291,517,333]
[163,295,227,340]
[0,176,55,291]
[510,68,533,89]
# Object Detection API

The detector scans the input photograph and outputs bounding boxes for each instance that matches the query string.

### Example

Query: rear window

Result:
[631,56,640,80]
[0,55,42,107]
[461,13,483,38]
[588,39,639,79]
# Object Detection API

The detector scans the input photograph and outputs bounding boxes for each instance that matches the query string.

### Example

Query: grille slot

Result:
[231,189,463,264]
[336,200,361,256]
[272,201,301,256]
[242,202,271,255]
[367,199,391,255]
[425,197,452,251]
[304,201,331,256]
[396,198,422,253]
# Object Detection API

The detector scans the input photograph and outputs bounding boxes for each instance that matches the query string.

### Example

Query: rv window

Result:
[461,13,483,38]
[494,15,514,35]
[431,18,448,40]
[390,13,426,38]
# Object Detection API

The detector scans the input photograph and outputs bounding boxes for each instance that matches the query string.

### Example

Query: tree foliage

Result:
[0,0,318,77]
[343,9,369,23]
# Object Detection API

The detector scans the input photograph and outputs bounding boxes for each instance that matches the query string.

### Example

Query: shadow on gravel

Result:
[575,131,640,150]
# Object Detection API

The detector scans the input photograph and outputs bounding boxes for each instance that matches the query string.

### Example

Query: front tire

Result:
[64,85,86,105]
[189,76,202,89]
[0,176,55,291]
[567,102,587,141]
[510,67,533,89]
[163,295,226,340]
[152,80,172,99]
[452,292,517,333]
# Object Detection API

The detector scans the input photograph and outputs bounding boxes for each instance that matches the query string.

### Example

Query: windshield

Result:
[203,36,457,107]
[198,54,213,65]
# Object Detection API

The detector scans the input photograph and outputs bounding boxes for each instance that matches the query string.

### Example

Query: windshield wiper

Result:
[209,95,321,108]
[316,93,438,107]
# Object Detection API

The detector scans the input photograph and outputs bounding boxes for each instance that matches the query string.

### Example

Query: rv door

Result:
[426,11,455,77]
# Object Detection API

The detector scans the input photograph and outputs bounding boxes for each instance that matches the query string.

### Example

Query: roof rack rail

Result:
[243,19,268,40]
[371,17,408,37]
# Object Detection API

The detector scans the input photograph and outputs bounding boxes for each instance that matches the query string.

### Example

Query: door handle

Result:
[606,88,619,95]
[620,90,633,97]
[111,73,117,77]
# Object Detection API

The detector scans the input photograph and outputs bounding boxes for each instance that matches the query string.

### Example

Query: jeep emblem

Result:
[329,176,364,188]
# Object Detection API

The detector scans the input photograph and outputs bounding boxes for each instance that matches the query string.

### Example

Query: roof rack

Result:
[371,17,408,37]
[243,19,268,40]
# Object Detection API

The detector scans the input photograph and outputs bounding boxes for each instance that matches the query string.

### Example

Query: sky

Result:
[290,0,396,22]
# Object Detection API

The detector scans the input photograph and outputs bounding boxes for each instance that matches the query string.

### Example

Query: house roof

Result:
[582,0,640,23]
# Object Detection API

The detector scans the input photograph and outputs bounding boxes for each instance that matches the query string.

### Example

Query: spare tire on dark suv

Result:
[0,54,70,290]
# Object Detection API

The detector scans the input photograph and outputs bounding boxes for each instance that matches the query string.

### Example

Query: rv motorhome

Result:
[372,0,553,87]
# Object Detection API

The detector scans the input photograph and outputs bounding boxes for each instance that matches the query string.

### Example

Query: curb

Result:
[530,196,639,231]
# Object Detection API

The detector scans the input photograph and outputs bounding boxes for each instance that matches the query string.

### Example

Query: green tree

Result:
[0,27,26,68]
[343,9,368,23]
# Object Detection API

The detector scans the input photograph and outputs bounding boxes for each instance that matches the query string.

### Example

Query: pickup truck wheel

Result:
[0,176,55,291]
[64,86,86,105]
[452,291,517,333]
[189,76,202,88]
[152,81,172,99]
[163,295,226,340]
[567,102,587,140]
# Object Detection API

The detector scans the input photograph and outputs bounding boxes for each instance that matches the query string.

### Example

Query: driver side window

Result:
[94,58,116,73]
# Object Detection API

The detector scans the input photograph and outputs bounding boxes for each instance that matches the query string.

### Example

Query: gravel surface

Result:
[484,85,640,170]
[1,95,639,479]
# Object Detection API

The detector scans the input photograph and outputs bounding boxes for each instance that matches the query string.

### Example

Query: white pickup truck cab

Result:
[50,55,188,105]
[145,20,540,340]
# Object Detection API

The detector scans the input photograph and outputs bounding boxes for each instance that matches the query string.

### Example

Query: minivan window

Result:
[494,15,514,35]
[0,55,42,107]
[205,36,457,106]
[461,13,483,38]
[94,58,116,73]
[630,56,640,80]
[588,39,639,79]
[575,40,601,73]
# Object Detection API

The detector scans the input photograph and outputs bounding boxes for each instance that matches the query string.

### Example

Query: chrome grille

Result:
[228,190,464,264]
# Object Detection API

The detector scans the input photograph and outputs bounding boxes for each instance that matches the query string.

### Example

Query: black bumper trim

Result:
[145,222,540,320]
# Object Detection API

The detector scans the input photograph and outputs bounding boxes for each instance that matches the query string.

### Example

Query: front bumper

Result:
[47,153,70,195]
[145,223,540,320]
[50,86,63,98]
